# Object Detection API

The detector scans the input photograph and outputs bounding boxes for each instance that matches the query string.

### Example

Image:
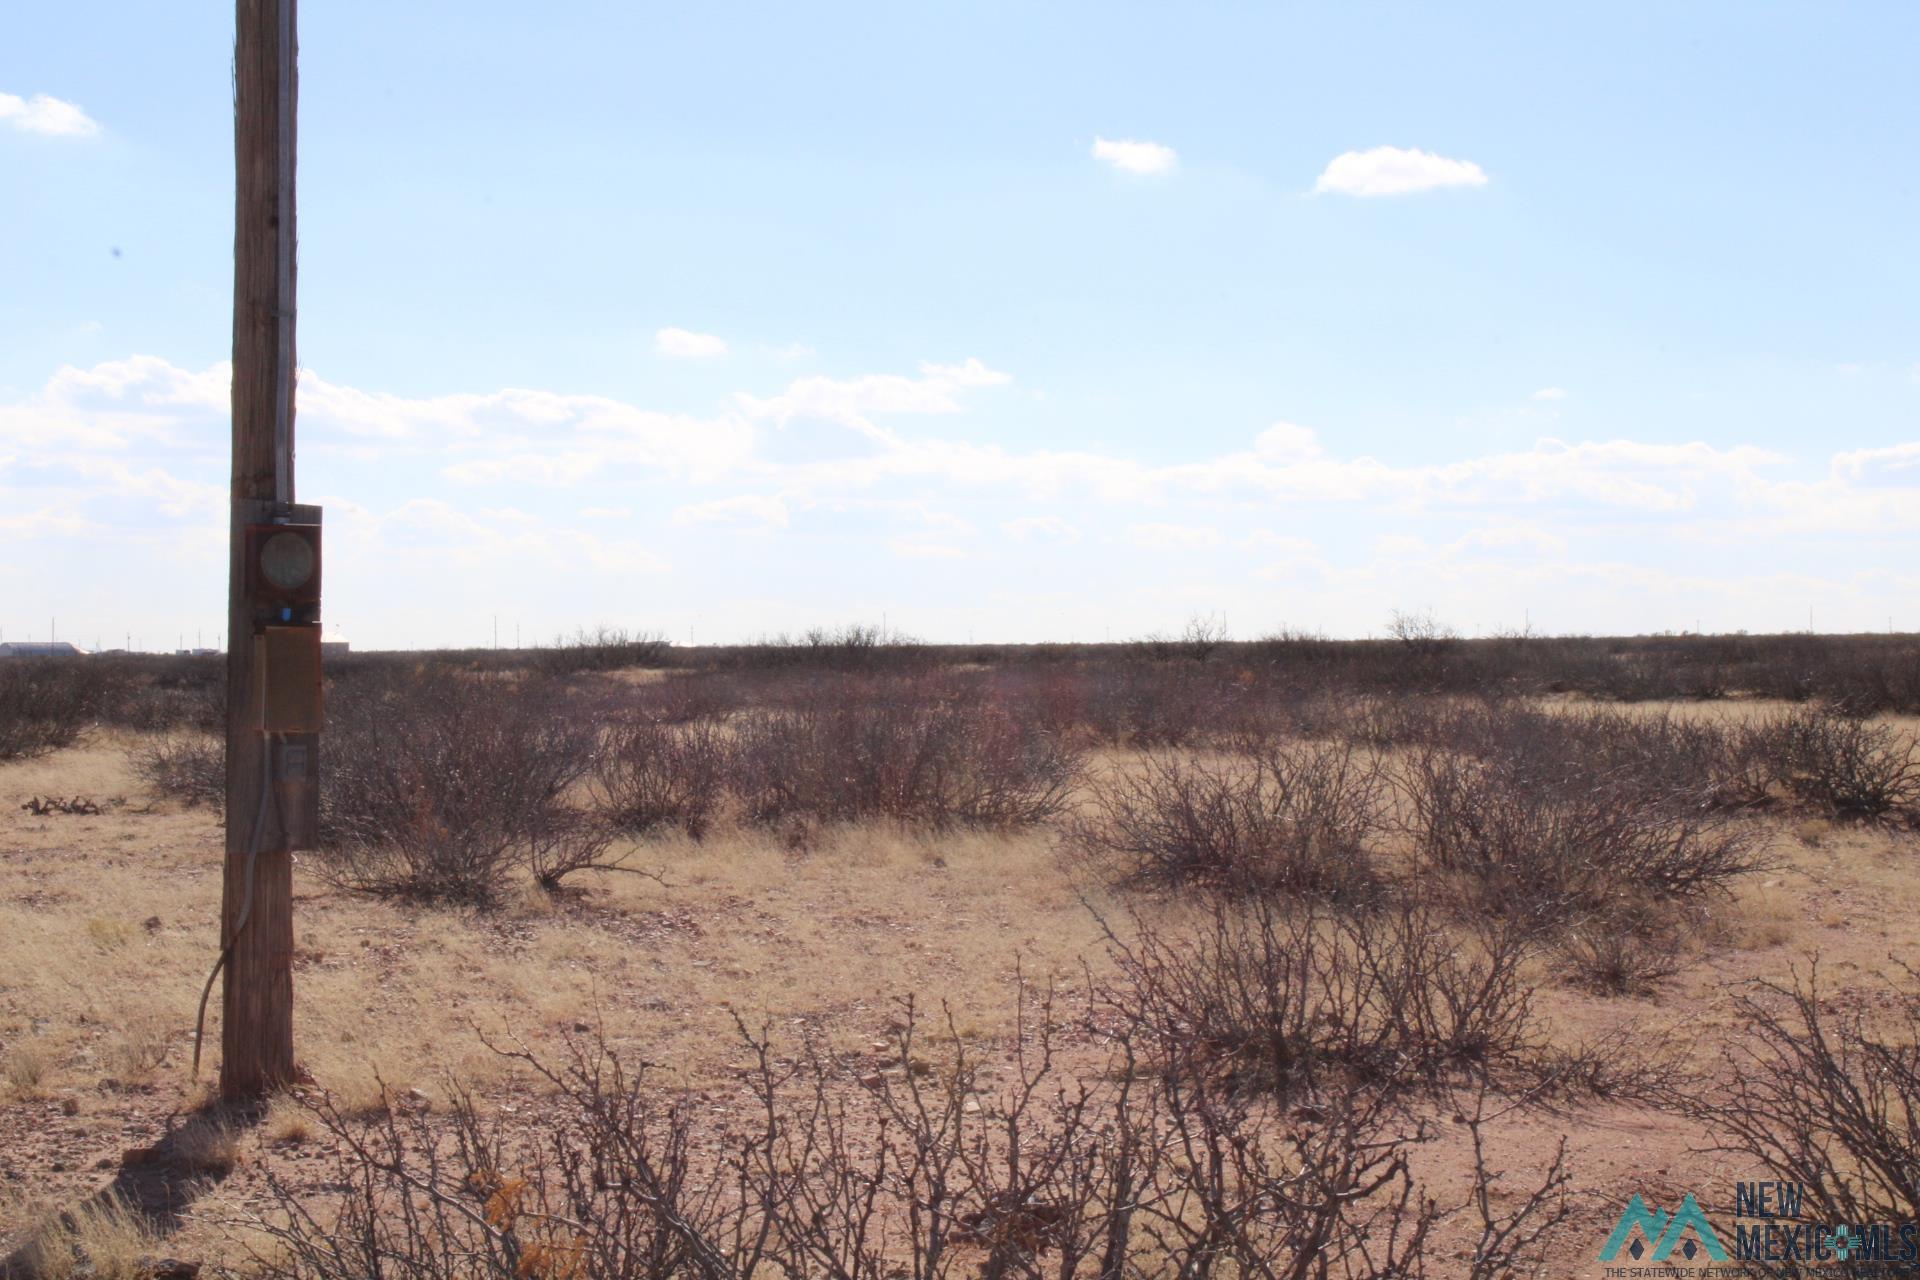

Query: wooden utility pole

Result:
[222,0,299,1100]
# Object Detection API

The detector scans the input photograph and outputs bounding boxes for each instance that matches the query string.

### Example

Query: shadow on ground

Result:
[1,1104,260,1280]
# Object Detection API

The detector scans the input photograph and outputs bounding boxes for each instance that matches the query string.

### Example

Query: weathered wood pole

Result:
[222,0,298,1100]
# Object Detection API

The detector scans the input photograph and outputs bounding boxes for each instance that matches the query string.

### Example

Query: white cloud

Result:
[1253,421,1322,459]
[1242,531,1328,580]
[737,358,1010,442]
[888,539,966,560]
[1002,515,1080,544]
[1242,531,1318,553]
[1531,387,1567,401]
[1831,443,1920,487]
[671,494,789,528]
[1127,523,1223,550]
[1314,146,1488,197]
[654,327,728,359]
[1091,136,1177,176]
[13,352,1920,643]
[0,92,100,137]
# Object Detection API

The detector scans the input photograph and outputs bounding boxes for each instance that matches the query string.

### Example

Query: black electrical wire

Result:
[191,736,279,1079]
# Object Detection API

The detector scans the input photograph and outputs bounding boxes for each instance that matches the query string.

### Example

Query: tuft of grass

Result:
[264,1096,316,1145]
[4,1037,54,1098]
[10,1189,159,1280]
[1554,926,1684,997]
[102,1013,173,1083]
[85,916,137,952]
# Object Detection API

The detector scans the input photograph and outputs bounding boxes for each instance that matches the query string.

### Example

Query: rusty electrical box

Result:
[244,522,322,625]
[244,510,324,849]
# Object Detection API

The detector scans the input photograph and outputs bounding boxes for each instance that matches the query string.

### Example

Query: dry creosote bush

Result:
[240,984,1572,1280]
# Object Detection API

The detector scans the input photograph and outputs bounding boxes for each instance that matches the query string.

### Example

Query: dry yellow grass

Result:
[0,1187,159,1280]
[2,705,1917,1278]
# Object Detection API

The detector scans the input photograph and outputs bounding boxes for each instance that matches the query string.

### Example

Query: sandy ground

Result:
[2,717,1917,1277]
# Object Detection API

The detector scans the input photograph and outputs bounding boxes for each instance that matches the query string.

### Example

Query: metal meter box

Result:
[244,522,322,626]
[239,503,325,851]
[257,625,323,733]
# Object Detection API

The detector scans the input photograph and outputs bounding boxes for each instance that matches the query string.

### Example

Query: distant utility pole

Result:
[222,0,303,1100]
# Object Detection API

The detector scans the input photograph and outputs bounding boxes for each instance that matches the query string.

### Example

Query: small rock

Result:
[572,1021,592,1033]
[137,1258,201,1280]
[143,916,164,932]
[60,1097,79,1116]
[858,1072,885,1089]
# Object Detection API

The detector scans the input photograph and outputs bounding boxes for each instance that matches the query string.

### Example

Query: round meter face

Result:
[260,531,315,591]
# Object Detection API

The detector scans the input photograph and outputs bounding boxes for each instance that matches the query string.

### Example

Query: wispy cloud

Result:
[12,351,1920,644]
[737,358,1010,442]
[1127,523,1223,550]
[654,327,728,359]
[1091,136,1177,176]
[1314,146,1487,197]
[0,91,100,138]
[1002,515,1080,543]
[1531,387,1568,402]
[888,539,966,560]
[671,494,789,528]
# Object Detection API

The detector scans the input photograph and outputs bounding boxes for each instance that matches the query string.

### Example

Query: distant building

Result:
[321,632,350,658]
[0,641,83,658]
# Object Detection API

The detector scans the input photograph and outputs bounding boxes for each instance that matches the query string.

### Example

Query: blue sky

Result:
[4,2,1918,649]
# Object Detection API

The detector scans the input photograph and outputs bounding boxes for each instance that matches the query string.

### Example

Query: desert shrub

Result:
[1380,699,1758,805]
[1553,923,1685,997]
[88,654,225,731]
[627,672,740,724]
[1679,966,1920,1233]
[129,732,225,812]
[1396,742,1766,927]
[316,670,598,903]
[591,718,729,839]
[1078,661,1228,747]
[0,658,113,761]
[1749,706,1920,821]
[1824,642,1920,715]
[1127,613,1230,663]
[532,626,670,676]
[1102,896,1538,1101]
[524,810,639,894]
[730,678,1080,829]
[1071,741,1385,900]
[246,995,1567,1280]
[719,623,932,674]
[1386,608,1460,659]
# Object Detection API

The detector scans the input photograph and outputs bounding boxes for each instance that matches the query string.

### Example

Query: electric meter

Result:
[244,521,322,625]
